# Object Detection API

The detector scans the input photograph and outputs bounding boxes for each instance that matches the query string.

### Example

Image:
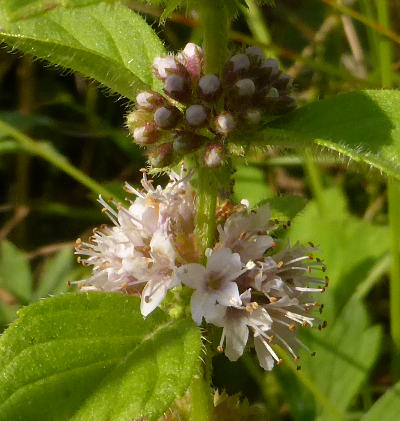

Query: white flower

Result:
[218,204,275,263]
[75,170,197,317]
[176,248,245,324]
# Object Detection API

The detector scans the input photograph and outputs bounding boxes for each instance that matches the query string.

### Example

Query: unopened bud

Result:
[173,132,205,155]
[266,87,279,99]
[178,43,204,81]
[234,78,256,97]
[259,58,279,80]
[126,109,152,132]
[245,109,262,125]
[203,144,224,168]
[198,74,222,102]
[136,91,164,111]
[185,104,209,128]
[133,122,158,145]
[274,73,293,91]
[215,112,236,136]
[154,106,181,129]
[245,46,264,60]
[164,74,190,102]
[224,53,250,83]
[153,56,180,80]
[148,143,173,167]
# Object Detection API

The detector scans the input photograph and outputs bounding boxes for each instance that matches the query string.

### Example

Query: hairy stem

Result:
[198,0,229,74]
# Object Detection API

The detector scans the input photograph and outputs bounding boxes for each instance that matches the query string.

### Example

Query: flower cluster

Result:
[127,43,296,168]
[75,171,326,370]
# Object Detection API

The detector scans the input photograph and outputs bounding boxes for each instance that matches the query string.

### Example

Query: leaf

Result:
[236,91,400,180]
[361,381,400,421]
[233,165,272,207]
[0,293,201,421]
[264,195,307,221]
[289,187,390,317]
[0,3,165,100]
[0,241,32,304]
[2,0,121,21]
[34,248,76,299]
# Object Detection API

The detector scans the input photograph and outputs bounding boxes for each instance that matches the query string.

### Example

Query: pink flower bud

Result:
[136,91,164,111]
[185,104,209,128]
[215,112,236,136]
[203,144,224,168]
[133,122,158,145]
[259,58,279,79]
[178,43,204,81]
[153,56,180,81]
[154,106,181,129]
[148,142,174,167]
[126,110,152,132]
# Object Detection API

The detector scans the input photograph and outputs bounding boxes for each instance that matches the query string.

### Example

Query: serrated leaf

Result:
[0,241,32,304]
[0,3,165,100]
[0,293,201,421]
[264,195,307,220]
[361,381,400,421]
[236,91,400,180]
[2,0,122,21]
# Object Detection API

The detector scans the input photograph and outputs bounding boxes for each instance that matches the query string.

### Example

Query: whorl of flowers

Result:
[75,170,327,371]
[126,43,296,168]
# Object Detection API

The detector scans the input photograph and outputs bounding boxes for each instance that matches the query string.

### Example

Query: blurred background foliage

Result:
[1,0,400,419]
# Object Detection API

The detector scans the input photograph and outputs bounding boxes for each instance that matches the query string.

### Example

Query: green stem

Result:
[376,0,393,88]
[388,179,400,379]
[0,119,115,200]
[198,0,229,74]
[196,166,218,262]
[190,356,212,421]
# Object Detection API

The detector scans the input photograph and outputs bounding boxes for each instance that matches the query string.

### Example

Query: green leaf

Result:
[289,187,390,317]
[2,0,122,21]
[264,195,307,221]
[0,241,32,304]
[361,381,400,421]
[233,165,272,207]
[34,248,76,299]
[237,91,400,180]
[0,3,165,100]
[0,293,201,421]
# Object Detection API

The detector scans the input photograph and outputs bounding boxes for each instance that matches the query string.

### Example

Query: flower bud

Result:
[148,142,173,167]
[173,132,205,155]
[245,109,262,125]
[185,104,209,128]
[133,122,158,145]
[177,43,204,81]
[215,112,236,136]
[273,73,293,91]
[164,74,191,102]
[234,78,256,97]
[266,87,279,99]
[258,58,279,80]
[136,91,164,111]
[153,56,180,80]
[245,46,264,60]
[203,143,224,168]
[154,106,181,129]
[224,53,250,83]
[126,109,152,132]
[198,74,222,102]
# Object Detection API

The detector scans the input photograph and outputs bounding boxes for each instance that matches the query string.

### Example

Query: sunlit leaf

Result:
[0,3,165,100]
[361,381,400,421]
[0,293,201,421]
[236,91,400,180]
[0,241,32,304]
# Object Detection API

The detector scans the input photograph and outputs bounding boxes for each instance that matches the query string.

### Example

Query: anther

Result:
[217,345,224,353]
[289,324,296,331]
[311,351,316,357]
[296,365,302,371]
[277,261,284,269]
[294,356,300,362]
[322,320,328,329]
[269,297,278,303]
[308,241,315,248]
[144,296,150,303]
[277,359,283,366]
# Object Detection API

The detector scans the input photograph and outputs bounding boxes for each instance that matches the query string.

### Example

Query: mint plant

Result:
[1,1,400,420]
